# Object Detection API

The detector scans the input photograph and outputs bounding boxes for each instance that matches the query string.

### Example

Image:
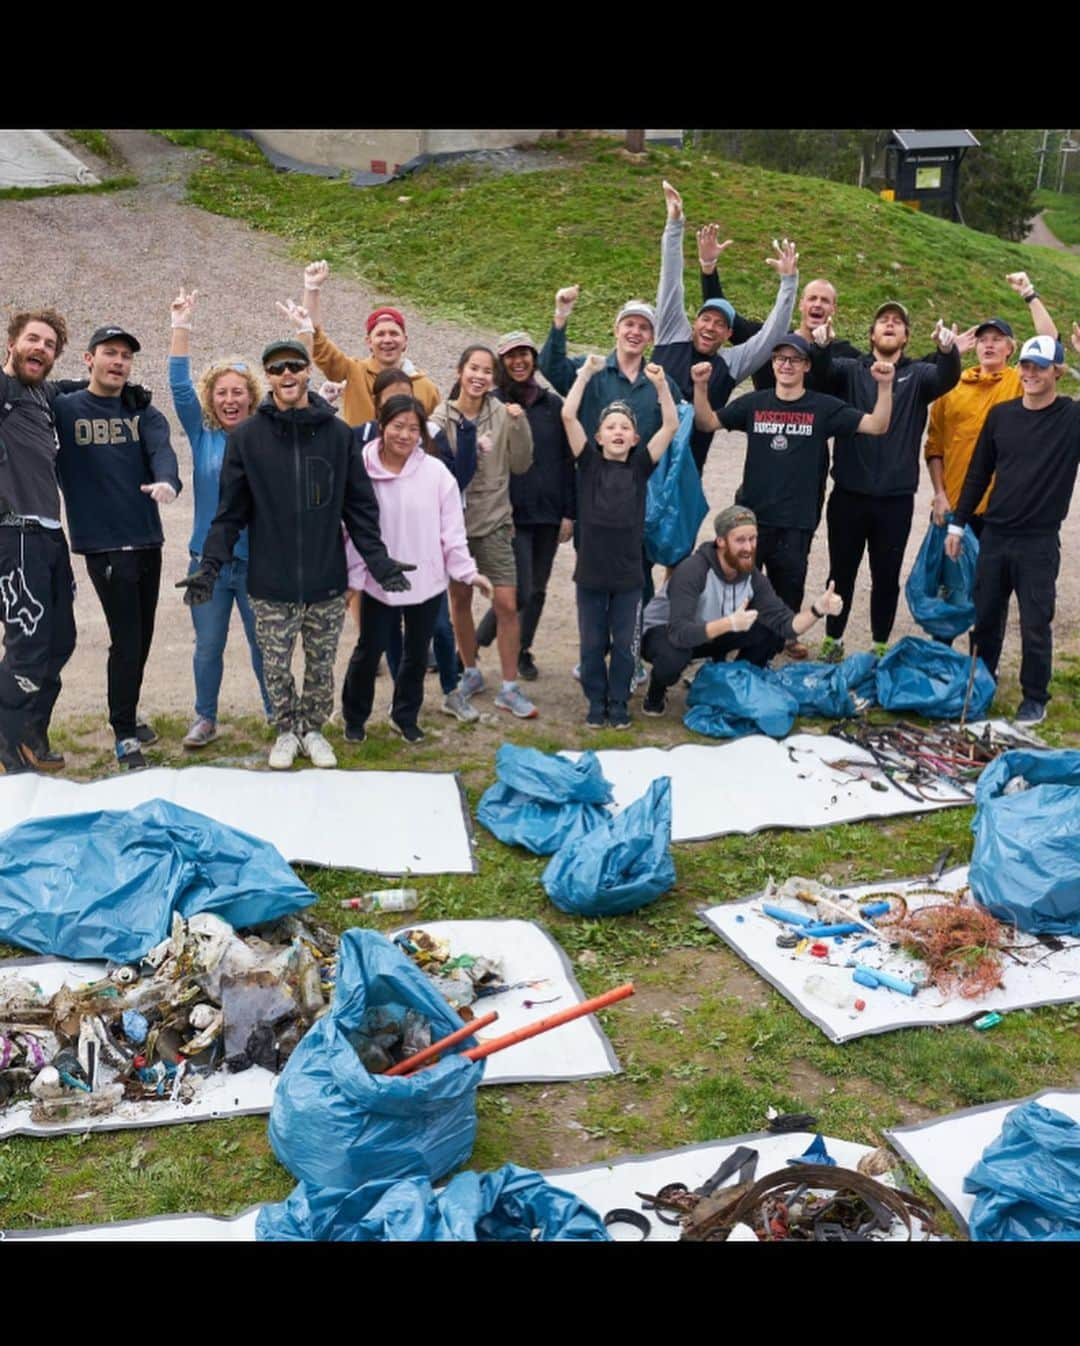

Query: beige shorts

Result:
[467,523,517,589]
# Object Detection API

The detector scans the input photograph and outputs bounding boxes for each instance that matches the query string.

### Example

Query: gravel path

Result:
[0,131,1074,760]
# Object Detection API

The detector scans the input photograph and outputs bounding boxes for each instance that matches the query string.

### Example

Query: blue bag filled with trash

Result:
[268,928,483,1191]
[542,777,675,917]
[905,518,978,641]
[644,402,707,566]
[477,744,613,855]
[964,1100,1080,1241]
[875,635,995,720]
[969,749,1080,936]
[0,798,313,963]
[257,1162,611,1241]
[765,652,879,719]
[684,660,798,739]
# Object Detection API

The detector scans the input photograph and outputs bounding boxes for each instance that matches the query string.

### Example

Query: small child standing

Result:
[562,355,678,728]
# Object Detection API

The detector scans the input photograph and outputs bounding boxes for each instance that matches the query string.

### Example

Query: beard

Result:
[10,346,54,385]
[719,540,756,573]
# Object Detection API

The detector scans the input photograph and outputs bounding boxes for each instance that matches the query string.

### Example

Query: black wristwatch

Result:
[811,601,825,619]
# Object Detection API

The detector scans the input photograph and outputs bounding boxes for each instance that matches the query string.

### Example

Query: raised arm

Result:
[538,285,584,394]
[276,298,314,357]
[643,362,679,462]
[1007,271,1058,339]
[855,360,895,435]
[655,181,692,345]
[560,352,604,456]
[302,260,328,335]
[167,288,206,445]
[723,239,798,383]
[690,360,720,432]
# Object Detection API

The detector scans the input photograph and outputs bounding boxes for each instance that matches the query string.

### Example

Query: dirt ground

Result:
[4,131,1078,755]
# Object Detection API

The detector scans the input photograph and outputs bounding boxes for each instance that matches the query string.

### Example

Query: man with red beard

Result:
[639,505,843,716]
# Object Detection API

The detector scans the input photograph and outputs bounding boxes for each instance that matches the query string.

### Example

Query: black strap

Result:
[695,1145,759,1197]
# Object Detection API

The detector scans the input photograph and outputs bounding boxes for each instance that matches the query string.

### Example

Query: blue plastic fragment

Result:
[788,1133,836,1167]
[122,1010,148,1045]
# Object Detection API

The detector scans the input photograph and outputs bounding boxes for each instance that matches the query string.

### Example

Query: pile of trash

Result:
[392,928,505,1013]
[0,911,339,1126]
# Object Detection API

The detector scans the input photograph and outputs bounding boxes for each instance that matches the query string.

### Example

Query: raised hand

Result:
[811,318,835,347]
[697,223,733,270]
[276,299,314,334]
[1072,321,1080,356]
[580,352,606,378]
[729,596,758,633]
[815,579,843,617]
[170,288,197,329]
[662,179,683,221]
[1005,271,1035,298]
[691,361,713,385]
[869,360,896,384]
[318,380,345,406]
[932,319,959,353]
[555,284,580,320]
[766,238,799,276]
[304,260,330,291]
[643,361,667,388]
[955,325,978,356]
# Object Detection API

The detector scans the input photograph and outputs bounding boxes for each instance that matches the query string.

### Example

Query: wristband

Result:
[1023,290,1039,303]
[811,602,824,619]
[170,318,192,330]
[947,523,964,537]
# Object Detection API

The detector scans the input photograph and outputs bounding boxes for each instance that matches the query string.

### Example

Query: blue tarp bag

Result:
[542,777,675,917]
[764,653,879,719]
[0,798,313,963]
[970,749,1080,935]
[644,402,707,566]
[875,635,995,720]
[268,929,483,1191]
[684,660,798,739]
[257,1163,611,1242]
[964,1101,1080,1241]
[476,745,613,855]
[905,518,978,641]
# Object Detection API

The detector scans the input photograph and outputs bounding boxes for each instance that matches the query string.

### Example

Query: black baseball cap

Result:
[261,338,311,367]
[975,317,1014,339]
[772,333,813,360]
[88,325,140,353]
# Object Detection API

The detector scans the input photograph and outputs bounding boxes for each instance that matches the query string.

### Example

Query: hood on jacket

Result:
[362,437,428,482]
[255,390,339,430]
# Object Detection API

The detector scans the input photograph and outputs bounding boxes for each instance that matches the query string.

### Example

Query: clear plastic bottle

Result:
[340,889,419,913]
[803,974,866,1013]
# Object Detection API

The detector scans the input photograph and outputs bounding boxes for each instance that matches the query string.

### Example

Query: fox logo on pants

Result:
[0,567,44,637]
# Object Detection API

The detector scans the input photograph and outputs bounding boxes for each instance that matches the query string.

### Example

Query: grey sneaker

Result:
[493,683,538,719]
[268,731,301,770]
[1015,698,1047,725]
[459,666,485,698]
[301,730,337,768]
[183,717,218,749]
[442,688,480,722]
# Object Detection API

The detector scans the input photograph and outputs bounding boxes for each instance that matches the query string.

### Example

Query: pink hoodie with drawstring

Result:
[344,439,478,604]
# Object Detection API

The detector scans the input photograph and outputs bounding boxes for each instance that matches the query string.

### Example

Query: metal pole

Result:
[1036,127,1050,190]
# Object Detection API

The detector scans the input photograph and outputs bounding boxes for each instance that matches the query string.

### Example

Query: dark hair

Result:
[378,394,432,454]
[495,345,536,397]
[8,308,68,357]
[449,343,496,400]
[372,367,412,406]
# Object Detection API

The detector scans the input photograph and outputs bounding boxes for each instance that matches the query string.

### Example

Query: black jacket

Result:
[202,392,395,603]
[496,384,576,525]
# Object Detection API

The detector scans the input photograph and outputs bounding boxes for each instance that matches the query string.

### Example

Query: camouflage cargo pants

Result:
[250,594,346,735]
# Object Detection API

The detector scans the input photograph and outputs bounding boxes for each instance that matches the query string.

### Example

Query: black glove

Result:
[379,559,416,594]
[175,561,220,606]
[121,383,153,411]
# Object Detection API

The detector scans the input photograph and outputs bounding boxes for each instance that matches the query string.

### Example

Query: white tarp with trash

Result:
[0,767,475,873]
[701,867,1080,1044]
[884,1089,1080,1234]
[4,1129,935,1241]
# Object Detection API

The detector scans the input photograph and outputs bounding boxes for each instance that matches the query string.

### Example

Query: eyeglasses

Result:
[265,359,309,376]
[772,355,806,367]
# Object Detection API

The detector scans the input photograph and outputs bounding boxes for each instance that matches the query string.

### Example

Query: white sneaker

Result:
[268,731,301,770]
[301,730,337,768]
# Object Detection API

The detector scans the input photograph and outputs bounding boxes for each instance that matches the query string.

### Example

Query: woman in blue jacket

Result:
[168,288,271,747]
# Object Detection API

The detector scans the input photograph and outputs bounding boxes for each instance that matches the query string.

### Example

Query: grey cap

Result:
[615,299,657,330]
[714,504,757,537]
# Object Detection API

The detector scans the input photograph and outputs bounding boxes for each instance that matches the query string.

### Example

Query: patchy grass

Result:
[1037,188,1080,247]
[0,176,137,203]
[66,129,124,166]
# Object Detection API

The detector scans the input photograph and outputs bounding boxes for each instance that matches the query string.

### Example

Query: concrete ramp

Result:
[0,131,100,188]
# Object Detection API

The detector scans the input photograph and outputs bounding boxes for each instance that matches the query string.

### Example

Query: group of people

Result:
[2,179,1078,775]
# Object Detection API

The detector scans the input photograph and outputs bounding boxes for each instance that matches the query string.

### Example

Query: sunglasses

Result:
[265,359,309,376]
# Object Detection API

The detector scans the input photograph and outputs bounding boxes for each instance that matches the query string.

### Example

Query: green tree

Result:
[959,129,1040,241]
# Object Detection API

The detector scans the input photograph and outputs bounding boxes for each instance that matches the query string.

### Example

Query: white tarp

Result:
[0,131,100,188]
[885,1090,1080,1234]
[0,920,616,1138]
[0,766,475,873]
[5,1129,934,1241]
[702,866,1080,1043]
[565,733,967,842]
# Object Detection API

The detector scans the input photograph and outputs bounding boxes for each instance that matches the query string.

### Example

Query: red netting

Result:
[888,893,1007,998]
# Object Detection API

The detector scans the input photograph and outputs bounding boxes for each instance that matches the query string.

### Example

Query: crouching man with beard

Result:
[639,505,843,716]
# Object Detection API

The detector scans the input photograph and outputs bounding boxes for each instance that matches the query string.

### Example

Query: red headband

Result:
[366,307,406,335]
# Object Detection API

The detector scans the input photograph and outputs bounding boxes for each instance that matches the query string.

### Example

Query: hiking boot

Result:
[183,717,218,750]
[493,683,538,719]
[19,736,65,771]
[344,723,367,743]
[442,688,480,722]
[1015,698,1047,725]
[135,721,159,746]
[389,719,425,744]
[268,731,301,770]
[301,730,337,768]
[116,738,147,772]
[608,704,632,730]
[820,635,845,664]
[642,682,667,717]
[785,639,809,661]
[517,650,539,682]
[459,666,485,698]
[871,640,889,659]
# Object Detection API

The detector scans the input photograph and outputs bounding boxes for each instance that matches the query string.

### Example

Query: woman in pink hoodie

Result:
[341,395,493,743]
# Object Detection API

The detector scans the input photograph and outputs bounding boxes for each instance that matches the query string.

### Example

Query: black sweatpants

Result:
[476,522,561,654]
[642,620,784,689]
[756,524,813,614]
[826,486,914,644]
[972,527,1059,705]
[343,591,443,731]
[0,525,77,764]
[86,547,162,742]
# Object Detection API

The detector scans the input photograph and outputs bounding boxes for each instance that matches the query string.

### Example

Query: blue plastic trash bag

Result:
[268,928,483,1191]
[256,1163,611,1242]
[905,518,978,641]
[875,635,995,720]
[684,660,798,739]
[964,1100,1080,1241]
[477,745,613,855]
[765,652,879,719]
[0,798,313,963]
[644,402,707,566]
[970,749,1080,935]
[542,777,675,917]
[787,1133,837,1167]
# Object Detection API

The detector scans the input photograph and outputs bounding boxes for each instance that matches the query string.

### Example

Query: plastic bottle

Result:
[803,974,866,1013]
[340,889,419,913]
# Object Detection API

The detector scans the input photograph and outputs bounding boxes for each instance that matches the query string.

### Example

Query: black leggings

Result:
[825,487,913,643]
[342,591,443,731]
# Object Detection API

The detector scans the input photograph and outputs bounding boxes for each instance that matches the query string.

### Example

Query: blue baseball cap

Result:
[975,317,1014,338]
[698,298,736,324]
[1018,334,1065,368]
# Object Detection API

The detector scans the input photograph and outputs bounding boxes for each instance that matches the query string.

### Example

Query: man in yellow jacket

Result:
[925,271,1059,535]
[298,260,440,427]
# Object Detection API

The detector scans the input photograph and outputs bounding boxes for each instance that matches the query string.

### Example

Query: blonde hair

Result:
[196,356,262,431]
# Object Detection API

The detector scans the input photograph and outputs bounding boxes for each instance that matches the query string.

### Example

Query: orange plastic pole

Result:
[386,1010,499,1077]
[461,983,634,1062]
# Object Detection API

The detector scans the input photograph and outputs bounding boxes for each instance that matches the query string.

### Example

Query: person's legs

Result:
[385,611,405,681]
[606,588,642,722]
[866,494,915,645]
[297,594,347,735]
[85,549,146,741]
[134,548,162,714]
[190,555,233,723]
[342,592,394,731]
[431,592,459,695]
[250,598,304,733]
[476,526,529,649]
[825,486,870,642]
[519,523,561,655]
[576,586,611,719]
[757,525,812,613]
[392,594,442,729]
[492,585,521,682]
[1013,532,1059,706]
[448,578,478,670]
[231,559,272,718]
[641,625,695,692]
[970,528,1013,682]
[725,621,785,667]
